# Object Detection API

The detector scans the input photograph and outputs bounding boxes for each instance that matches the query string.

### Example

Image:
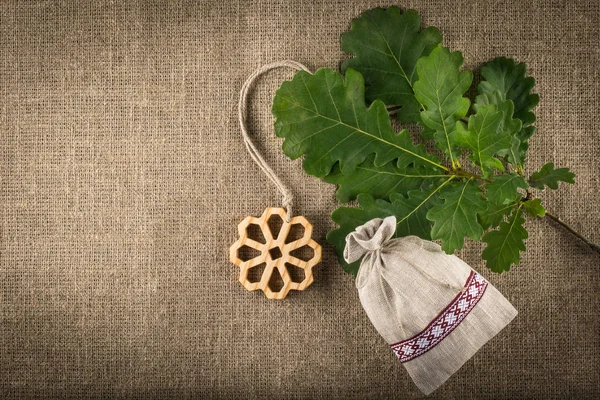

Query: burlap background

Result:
[1,0,598,398]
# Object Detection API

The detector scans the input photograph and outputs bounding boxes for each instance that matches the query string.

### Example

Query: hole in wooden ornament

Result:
[267,214,284,240]
[285,262,305,283]
[268,247,282,260]
[246,223,266,244]
[285,223,305,243]
[238,245,261,262]
[268,267,284,292]
[247,262,266,283]
[289,245,314,262]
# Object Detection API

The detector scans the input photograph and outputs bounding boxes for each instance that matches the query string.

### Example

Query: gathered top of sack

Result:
[344,216,459,292]
[344,214,398,263]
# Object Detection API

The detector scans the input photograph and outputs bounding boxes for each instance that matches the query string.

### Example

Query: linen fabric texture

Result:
[345,216,518,395]
[1,0,599,398]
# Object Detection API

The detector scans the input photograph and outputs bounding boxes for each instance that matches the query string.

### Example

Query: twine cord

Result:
[238,60,311,222]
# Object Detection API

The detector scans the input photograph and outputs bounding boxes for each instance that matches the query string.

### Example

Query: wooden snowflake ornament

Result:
[230,207,322,299]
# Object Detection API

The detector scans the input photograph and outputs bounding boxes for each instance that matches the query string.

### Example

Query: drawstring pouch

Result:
[345,216,518,395]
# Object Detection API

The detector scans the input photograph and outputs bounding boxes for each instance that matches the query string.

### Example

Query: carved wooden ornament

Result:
[229,207,321,299]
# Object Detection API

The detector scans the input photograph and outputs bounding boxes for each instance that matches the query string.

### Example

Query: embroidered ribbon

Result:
[390,270,488,363]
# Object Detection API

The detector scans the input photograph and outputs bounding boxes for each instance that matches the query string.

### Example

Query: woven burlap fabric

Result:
[0,0,598,398]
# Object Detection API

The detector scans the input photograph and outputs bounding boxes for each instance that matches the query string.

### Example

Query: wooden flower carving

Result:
[229,207,321,299]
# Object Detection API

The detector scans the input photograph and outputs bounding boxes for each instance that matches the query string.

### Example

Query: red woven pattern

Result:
[390,271,488,363]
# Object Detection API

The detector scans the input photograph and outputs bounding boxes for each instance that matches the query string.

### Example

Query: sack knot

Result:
[343,216,397,264]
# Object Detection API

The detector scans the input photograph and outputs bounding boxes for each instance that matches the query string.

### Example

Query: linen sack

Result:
[344,216,518,395]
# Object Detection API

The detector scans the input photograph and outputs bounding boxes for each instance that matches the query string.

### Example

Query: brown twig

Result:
[545,211,600,255]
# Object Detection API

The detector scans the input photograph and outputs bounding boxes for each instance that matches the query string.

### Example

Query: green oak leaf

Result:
[414,46,473,166]
[420,125,436,140]
[426,179,487,253]
[478,202,518,230]
[327,185,447,275]
[522,198,546,218]
[495,95,523,138]
[323,155,446,203]
[475,90,524,167]
[479,57,539,126]
[507,136,525,168]
[477,57,540,167]
[474,91,521,132]
[528,162,576,190]
[341,7,442,123]
[485,173,528,205]
[482,206,528,272]
[453,104,512,175]
[272,68,444,178]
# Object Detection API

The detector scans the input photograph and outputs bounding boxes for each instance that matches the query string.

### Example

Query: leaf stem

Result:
[453,168,491,182]
[544,211,600,255]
